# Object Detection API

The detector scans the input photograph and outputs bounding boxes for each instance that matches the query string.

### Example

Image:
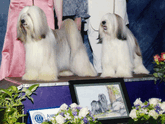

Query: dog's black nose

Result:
[21,19,25,24]
[102,21,106,25]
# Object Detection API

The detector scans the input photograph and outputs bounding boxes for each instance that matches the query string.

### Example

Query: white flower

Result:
[129,109,137,119]
[79,107,89,118]
[149,98,161,106]
[64,113,71,120]
[148,110,159,119]
[159,110,164,115]
[60,103,68,111]
[56,115,65,124]
[139,108,148,114]
[133,98,143,106]
[160,102,165,111]
[70,103,78,109]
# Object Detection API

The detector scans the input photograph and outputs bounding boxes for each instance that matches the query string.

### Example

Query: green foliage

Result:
[0,84,39,124]
[153,60,165,84]
[107,85,120,95]
[129,116,160,124]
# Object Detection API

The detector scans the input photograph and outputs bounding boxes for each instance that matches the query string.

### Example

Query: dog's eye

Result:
[41,34,46,39]
[27,13,30,16]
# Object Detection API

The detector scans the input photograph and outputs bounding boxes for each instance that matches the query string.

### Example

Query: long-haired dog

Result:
[17,6,97,81]
[91,94,108,115]
[99,13,149,77]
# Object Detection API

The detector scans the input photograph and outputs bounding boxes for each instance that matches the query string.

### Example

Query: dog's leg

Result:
[38,66,58,81]
[101,66,116,77]
[38,59,58,81]
[59,70,74,76]
[22,57,39,80]
[22,69,39,80]
[133,53,149,74]
[116,66,132,78]
[115,42,133,77]
[38,52,58,81]
[101,48,116,77]
[71,48,97,77]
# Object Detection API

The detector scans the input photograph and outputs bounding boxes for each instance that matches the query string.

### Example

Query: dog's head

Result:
[98,94,107,103]
[98,13,127,43]
[17,6,49,43]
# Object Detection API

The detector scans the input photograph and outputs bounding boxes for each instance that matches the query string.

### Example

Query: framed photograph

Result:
[69,78,131,124]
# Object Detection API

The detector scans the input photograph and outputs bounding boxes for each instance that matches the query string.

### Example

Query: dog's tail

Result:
[62,19,97,76]
[62,19,82,51]
[126,28,149,74]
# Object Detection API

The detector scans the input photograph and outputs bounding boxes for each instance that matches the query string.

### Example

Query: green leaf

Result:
[26,95,34,103]
[28,84,39,92]
[0,89,12,97]
[22,84,39,96]
[153,73,158,77]
[8,86,19,93]
[22,88,33,96]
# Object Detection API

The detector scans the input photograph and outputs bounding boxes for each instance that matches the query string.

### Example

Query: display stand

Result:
[1,74,164,123]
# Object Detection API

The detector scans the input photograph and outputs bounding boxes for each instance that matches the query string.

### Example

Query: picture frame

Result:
[69,78,131,124]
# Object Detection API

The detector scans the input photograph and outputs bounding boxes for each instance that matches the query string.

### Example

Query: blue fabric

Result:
[62,0,89,19]
[127,0,165,73]
[84,34,93,64]
[0,0,10,64]
[125,80,165,106]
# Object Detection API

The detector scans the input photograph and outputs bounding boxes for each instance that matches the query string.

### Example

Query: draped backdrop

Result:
[0,0,165,74]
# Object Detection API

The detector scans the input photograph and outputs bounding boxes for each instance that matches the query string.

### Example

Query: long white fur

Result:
[53,19,97,77]
[17,6,58,81]
[17,6,97,81]
[99,13,149,77]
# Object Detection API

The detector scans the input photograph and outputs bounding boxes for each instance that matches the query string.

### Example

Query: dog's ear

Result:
[28,6,49,41]
[134,38,142,57]
[17,6,30,43]
[116,15,127,40]
[17,23,26,43]
[97,34,103,44]
[98,24,104,44]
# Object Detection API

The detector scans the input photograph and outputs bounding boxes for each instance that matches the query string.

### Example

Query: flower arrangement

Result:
[129,98,165,124]
[42,103,101,124]
[153,52,165,83]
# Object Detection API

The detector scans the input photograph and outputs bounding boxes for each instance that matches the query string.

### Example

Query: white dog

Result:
[17,6,97,81]
[99,13,149,77]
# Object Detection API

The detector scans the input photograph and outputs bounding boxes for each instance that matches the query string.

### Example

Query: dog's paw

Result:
[81,71,98,77]
[59,71,74,76]
[134,65,150,74]
[115,71,132,78]
[101,70,116,77]
[22,73,38,80]
[37,73,58,81]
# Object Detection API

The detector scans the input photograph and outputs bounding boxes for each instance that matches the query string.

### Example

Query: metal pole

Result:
[113,0,115,14]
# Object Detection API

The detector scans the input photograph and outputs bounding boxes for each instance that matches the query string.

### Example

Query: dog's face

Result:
[17,6,49,42]
[99,13,115,36]
[19,10,34,33]
[99,13,127,42]
[98,94,107,103]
